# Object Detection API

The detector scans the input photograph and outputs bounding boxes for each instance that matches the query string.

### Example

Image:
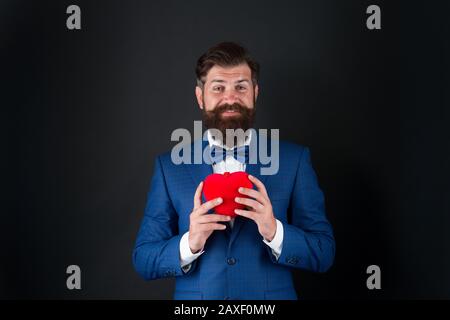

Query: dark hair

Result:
[195,42,260,87]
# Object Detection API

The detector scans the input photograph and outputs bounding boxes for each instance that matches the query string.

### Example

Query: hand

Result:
[188,181,231,253]
[234,175,277,242]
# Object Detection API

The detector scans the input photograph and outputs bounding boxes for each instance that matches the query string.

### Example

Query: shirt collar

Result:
[206,129,252,150]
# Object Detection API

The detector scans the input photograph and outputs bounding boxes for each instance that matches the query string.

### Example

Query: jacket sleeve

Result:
[266,147,335,273]
[132,155,199,280]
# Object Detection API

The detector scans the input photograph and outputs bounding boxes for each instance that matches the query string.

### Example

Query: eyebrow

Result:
[210,79,251,84]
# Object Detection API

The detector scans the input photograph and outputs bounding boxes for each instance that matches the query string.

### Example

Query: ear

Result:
[254,84,259,102]
[195,86,204,109]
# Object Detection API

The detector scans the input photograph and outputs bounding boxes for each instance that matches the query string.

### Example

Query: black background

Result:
[2,0,449,299]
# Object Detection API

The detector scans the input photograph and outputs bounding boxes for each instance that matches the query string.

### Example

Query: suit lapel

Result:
[186,139,213,203]
[229,132,273,247]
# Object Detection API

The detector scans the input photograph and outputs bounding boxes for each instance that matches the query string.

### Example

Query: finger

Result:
[197,197,223,215]
[238,187,268,205]
[197,223,227,232]
[235,197,264,211]
[193,181,204,209]
[234,209,257,221]
[248,175,269,198]
[197,214,231,224]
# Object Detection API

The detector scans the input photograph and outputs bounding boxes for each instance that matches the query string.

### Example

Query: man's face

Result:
[195,64,259,140]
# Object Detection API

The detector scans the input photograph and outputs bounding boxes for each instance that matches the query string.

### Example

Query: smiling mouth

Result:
[221,110,240,116]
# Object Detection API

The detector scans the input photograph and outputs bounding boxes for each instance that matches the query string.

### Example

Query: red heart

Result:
[203,171,254,218]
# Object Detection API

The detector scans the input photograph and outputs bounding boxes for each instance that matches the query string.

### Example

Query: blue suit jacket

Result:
[132,138,335,300]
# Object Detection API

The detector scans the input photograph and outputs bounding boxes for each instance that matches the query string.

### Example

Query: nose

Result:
[222,88,239,104]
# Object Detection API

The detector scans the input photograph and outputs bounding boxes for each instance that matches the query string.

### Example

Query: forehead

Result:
[205,64,252,83]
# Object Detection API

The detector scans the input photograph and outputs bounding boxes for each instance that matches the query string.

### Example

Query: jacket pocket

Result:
[173,290,203,300]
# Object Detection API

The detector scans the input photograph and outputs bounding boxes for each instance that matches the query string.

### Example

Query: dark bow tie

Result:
[209,145,250,164]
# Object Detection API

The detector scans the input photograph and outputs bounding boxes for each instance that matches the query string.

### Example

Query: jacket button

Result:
[285,256,299,265]
[164,270,175,277]
[227,257,236,265]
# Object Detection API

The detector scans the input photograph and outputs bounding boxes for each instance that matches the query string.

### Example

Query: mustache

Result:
[213,103,247,114]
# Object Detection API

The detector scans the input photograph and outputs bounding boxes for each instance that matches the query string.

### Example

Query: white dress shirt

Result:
[179,129,284,273]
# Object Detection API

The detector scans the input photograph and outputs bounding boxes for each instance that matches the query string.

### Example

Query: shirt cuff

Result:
[179,231,205,270]
[262,219,284,260]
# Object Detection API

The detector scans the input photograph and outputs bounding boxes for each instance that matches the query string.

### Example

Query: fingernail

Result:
[235,197,240,202]
[239,187,243,192]
[217,198,222,203]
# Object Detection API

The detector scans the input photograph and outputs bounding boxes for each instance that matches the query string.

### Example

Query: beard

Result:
[201,101,256,146]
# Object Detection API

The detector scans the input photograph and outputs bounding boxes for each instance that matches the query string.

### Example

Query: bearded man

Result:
[132,42,335,300]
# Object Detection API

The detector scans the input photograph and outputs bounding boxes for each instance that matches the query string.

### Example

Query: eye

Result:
[212,86,224,92]
[236,85,247,91]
